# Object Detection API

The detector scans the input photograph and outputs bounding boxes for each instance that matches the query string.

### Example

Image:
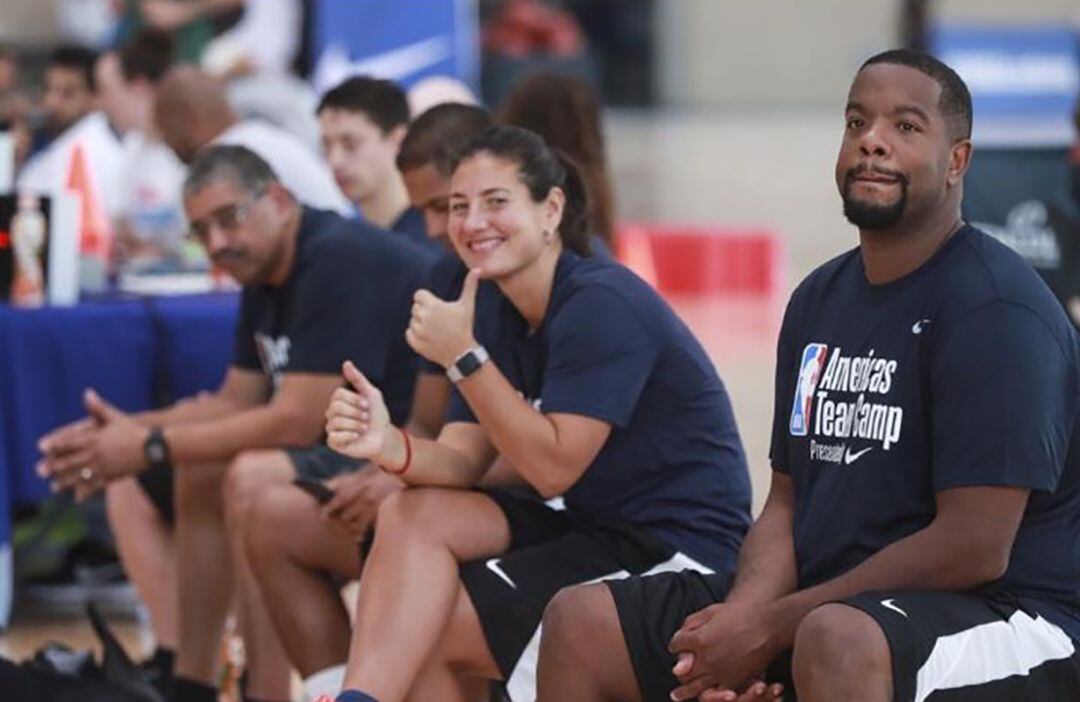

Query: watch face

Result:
[145,430,169,467]
[457,351,482,377]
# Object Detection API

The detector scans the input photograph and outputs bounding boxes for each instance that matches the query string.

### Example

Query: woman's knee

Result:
[374,488,456,541]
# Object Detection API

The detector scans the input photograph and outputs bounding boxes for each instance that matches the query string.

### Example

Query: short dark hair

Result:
[860,49,973,140]
[184,144,281,199]
[119,30,175,84]
[397,103,494,175]
[316,76,409,134]
[48,45,98,92]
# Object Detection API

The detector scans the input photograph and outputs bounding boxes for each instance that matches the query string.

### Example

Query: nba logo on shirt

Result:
[790,343,828,436]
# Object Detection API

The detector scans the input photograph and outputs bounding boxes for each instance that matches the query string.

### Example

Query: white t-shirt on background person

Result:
[214,120,352,216]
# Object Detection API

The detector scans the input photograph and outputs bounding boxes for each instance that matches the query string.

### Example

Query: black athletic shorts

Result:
[136,445,362,524]
[608,574,1080,702]
[843,588,1080,702]
[460,489,716,702]
[606,569,738,702]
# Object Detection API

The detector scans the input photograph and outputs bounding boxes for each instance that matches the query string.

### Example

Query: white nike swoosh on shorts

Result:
[485,558,517,589]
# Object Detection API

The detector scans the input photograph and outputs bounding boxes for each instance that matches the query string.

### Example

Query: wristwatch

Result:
[143,427,173,471]
[447,345,490,383]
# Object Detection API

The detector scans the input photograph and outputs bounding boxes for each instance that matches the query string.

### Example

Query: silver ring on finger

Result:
[79,466,95,482]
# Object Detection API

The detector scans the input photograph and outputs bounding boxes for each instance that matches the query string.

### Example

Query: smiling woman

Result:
[321,125,752,702]
[443,127,591,321]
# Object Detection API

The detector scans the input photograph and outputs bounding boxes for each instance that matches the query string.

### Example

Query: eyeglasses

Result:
[187,192,265,243]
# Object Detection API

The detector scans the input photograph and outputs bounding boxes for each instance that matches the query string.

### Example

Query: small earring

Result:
[543,229,552,241]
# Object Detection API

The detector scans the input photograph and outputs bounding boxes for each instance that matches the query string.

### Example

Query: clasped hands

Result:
[667,601,786,702]
[36,390,150,501]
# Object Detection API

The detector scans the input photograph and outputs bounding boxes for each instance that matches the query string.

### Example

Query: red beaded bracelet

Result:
[383,426,412,475]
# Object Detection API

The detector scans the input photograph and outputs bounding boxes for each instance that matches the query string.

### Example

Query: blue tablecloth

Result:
[0,293,238,545]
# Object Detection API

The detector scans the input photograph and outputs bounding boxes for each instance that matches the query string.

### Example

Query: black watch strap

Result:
[143,427,172,471]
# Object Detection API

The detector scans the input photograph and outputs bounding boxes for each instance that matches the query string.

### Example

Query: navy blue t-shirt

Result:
[233,207,437,425]
[449,251,752,571]
[770,225,1080,640]
[391,206,441,254]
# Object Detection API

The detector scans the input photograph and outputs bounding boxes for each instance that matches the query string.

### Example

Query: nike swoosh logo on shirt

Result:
[485,558,517,589]
[843,446,874,465]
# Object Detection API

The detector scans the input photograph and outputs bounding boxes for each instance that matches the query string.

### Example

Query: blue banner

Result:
[932,24,1079,122]
[311,0,478,95]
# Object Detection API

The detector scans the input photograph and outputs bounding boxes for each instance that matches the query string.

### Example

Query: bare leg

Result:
[173,461,232,685]
[341,488,512,702]
[245,483,363,676]
[404,586,498,702]
[106,478,178,650]
[223,450,297,700]
[792,603,893,702]
[537,583,644,702]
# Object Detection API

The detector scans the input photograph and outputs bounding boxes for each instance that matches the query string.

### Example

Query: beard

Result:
[841,169,909,230]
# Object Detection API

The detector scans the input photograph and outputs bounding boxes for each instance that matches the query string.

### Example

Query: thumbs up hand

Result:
[406,268,481,369]
[326,361,393,461]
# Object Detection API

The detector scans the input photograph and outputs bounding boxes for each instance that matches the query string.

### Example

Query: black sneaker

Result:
[137,648,175,699]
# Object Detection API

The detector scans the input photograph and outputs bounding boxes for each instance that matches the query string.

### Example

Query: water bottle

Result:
[10,192,46,307]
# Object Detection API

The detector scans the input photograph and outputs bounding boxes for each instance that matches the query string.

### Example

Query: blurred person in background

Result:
[976,98,1080,329]
[0,46,19,116]
[114,0,245,64]
[480,0,591,106]
[0,45,25,124]
[17,45,125,220]
[154,64,350,214]
[54,0,121,49]
[406,75,479,120]
[316,76,426,242]
[0,45,33,171]
[197,0,302,80]
[203,0,323,150]
[242,103,495,702]
[36,46,98,149]
[38,144,434,702]
[500,71,616,252]
[95,30,190,272]
[135,0,321,148]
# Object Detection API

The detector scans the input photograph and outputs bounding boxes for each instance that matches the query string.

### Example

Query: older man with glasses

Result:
[38,144,435,702]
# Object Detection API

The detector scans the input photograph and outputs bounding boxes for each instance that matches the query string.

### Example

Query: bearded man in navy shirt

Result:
[537,49,1080,702]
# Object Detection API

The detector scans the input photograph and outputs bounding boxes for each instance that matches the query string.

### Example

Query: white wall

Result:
[658,0,1080,110]
[0,0,59,46]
